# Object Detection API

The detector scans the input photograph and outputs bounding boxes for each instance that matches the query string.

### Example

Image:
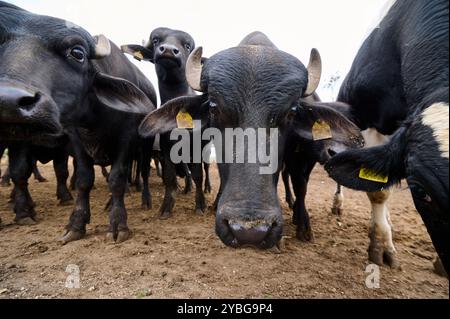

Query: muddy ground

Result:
[0,157,448,299]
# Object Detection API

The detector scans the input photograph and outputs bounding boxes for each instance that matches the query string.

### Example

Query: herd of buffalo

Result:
[0,0,448,279]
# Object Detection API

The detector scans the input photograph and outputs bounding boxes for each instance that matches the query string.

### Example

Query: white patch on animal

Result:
[362,128,396,264]
[421,103,449,159]
[370,192,396,253]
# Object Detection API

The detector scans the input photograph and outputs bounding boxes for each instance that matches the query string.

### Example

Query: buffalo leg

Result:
[182,163,193,194]
[159,136,177,219]
[60,141,94,244]
[331,184,344,216]
[367,189,399,268]
[154,157,162,177]
[1,165,11,187]
[53,148,73,205]
[106,153,130,243]
[203,162,212,194]
[191,163,206,214]
[9,145,36,225]
[101,166,109,181]
[32,158,47,183]
[289,160,315,242]
[134,158,143,192]
[0,146,4,178]
[141,138,153,210]
[70,158,77,191]
[282,168,294,209]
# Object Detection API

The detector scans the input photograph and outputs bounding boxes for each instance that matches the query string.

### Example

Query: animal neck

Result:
[157,67,194,104]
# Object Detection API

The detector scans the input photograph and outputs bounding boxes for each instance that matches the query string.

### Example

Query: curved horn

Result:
[186,46,204,92]
[304,48,322,97]
[94,34,111,59]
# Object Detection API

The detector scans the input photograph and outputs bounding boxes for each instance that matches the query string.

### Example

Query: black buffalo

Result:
[0,2,157,243]
[122,27,212,218]
[140,32,364,249]
[325,0,449,273]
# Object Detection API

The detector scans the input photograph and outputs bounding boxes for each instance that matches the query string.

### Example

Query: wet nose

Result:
[158,44,180,56]
[0,86,40,111]
[228,221,273,246]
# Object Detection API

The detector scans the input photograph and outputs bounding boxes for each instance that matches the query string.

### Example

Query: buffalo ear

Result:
[292,100,364,148]
[93,73,155,114]
[121,44,154,63]
[325,129,407,192]
[139,94,209,137]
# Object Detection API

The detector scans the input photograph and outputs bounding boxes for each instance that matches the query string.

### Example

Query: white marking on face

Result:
[361,128,390,148]
[421,103,449,159]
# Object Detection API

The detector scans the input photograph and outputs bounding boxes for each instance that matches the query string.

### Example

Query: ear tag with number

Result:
[176,109,194,129]
[359,167,389,184]
[312,120,333,141]
[133,51,144,61]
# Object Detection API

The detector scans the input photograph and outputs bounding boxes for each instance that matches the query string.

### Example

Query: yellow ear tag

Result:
[359,167,389,183]
[312,120,333,141]
[133,51,144,61]
[176,109,194,129]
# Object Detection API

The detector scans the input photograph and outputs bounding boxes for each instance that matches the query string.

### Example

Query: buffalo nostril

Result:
[18,93,40,110]
[159,46,165,52]
[228,221,272,246]
[173,48,180,55]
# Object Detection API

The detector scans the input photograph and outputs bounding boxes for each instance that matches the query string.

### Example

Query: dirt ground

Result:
[0,157,448,299]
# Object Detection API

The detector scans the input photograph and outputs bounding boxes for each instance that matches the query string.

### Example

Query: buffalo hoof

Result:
[296,227,314,242]
[433,257,448,278]
[368,244,401,270]
[141,198,152,211]
[106,230,130,244]
[204,184,212,194]
[36,177,48,183]
[286,198,294,210]
[368,228,401,269]
[159,211,172,220]
[16,217,37,226]
[331,207,343,216]
[59,230,84,245]
[116,231,130,243]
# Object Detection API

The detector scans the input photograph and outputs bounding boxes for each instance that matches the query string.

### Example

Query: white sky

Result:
[11,0,390,104]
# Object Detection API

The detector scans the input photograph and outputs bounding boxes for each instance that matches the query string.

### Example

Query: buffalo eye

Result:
[68,46,86,63]
[152,38,159,46]
[185,43,192,51]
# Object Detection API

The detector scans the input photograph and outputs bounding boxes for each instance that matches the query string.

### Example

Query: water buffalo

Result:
[325,0,449,273]
[0,2,157,243]
[122,27,212,218]
[139,31,364,248]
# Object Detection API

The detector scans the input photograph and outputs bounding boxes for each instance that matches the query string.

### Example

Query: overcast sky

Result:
[10,0,391,104]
